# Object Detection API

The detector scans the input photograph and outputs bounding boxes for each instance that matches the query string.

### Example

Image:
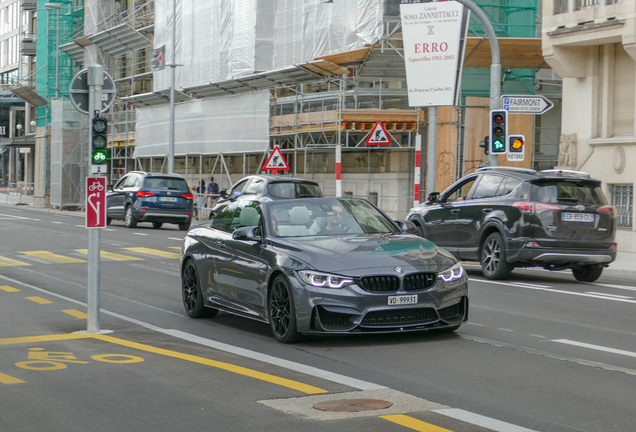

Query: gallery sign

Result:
[400,1,468,107]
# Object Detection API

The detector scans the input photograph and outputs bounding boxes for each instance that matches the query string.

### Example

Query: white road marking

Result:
[552,339,636,359]
[0,213,38,221]
[435,408,537,432]
[104,228,116,231]
[497,328,515,333]
[466,322,483,327]
[584,292,633,299]
[168,237,183,241]
[51,221,63,224]
[75,224,84,227]
[530,334,547,339]
[133,232,148,236]
[471,279,636,304]
[585,282,636,293]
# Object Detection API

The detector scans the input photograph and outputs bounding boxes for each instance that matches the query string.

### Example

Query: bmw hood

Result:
[272,234,456,274]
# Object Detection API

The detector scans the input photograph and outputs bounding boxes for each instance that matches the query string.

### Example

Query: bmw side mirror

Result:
[232,226,261,241]
[395,220,417,234]
[427,192,440,204]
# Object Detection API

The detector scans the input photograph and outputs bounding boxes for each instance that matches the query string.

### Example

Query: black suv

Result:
[407,167,617,282]
[107,171,193,230]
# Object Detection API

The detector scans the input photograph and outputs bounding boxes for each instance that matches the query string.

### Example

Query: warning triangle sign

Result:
[263,146,290,171]
[366,121,392,145]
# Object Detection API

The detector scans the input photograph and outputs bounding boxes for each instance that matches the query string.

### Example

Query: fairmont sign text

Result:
[502,95,554,115]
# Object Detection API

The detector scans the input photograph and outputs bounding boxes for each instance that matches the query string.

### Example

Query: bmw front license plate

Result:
[562,212,594,222]
[160,197,177,202]
[388,294,418,306]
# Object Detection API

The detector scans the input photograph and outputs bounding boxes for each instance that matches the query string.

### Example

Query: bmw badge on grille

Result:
[394,267,403,273]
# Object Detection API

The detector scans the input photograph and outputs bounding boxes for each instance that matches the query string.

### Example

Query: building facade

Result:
[543,0,635,251]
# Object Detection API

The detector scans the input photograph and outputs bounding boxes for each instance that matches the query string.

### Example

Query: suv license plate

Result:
[562,212,594,222]
[160,197,177,202]
[388,295,418,306]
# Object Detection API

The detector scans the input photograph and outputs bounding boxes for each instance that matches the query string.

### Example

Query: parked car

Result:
[181,197,468,343]
[208,174,322,218]
[107,171,193,230]
[407,167,617,282]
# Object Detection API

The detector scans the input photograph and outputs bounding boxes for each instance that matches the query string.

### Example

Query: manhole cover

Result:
[313,398,393,412]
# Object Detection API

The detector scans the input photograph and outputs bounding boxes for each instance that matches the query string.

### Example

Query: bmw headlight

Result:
[438,262,465,283]
[297,270,353,289]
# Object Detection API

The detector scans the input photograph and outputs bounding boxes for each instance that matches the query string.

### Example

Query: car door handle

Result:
[483,208,493,214]
[451,209,460,214]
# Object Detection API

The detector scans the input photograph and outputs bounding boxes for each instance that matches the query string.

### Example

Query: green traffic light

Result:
[92,149,108,164]
[492,139,505,152]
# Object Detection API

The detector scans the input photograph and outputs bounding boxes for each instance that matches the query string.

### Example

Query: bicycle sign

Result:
[86,177,107,228]
[15,347,144,371]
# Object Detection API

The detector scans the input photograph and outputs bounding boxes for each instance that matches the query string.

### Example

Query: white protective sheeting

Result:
[153,0,383,91]
[133,91,270,158]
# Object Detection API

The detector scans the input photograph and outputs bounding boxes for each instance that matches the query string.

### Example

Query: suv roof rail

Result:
[476,166,537,174]
[540,169,590,179]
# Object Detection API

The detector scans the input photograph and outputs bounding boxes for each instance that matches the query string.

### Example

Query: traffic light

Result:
[489,110,508,154]
[91,116,108,165]
[479,136,490,155]
[507,134,525,161]
[508,135,525,153]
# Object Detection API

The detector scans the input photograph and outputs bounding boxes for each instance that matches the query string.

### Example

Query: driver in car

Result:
[309,205,347,234]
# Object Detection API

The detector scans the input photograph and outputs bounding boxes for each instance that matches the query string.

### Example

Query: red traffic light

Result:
[493,113,504,124]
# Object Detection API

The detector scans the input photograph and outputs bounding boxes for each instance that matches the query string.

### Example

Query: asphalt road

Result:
[1,205,634,432]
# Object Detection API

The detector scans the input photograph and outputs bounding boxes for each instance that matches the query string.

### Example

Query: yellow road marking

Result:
[0,257,30,267]
[0,372,25,384]
[168,246,181,250]
[61,309,87,319]
[75,249,144,261]
[25,297,53,305]
[0,285,20,292]
[381,415,454,432]
[121,247,180,259]
[0,333,328,395]
[94,335,327,395]
[0,334,93,346]
[19,251,86,264]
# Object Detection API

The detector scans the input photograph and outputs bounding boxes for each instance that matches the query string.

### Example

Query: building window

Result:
[609,185,633,228]
[553,0,569,14]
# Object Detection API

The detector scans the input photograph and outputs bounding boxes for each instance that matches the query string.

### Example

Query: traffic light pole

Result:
[87,64,103,333]
[454,0,501,167]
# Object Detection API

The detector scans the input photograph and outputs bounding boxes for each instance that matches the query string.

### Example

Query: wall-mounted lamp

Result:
[16,124,23,136]
[30,120,37,133]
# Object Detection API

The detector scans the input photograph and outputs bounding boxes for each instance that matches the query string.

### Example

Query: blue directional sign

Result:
[501,95,554,115]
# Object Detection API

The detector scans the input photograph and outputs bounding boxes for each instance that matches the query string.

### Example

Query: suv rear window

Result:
[144,177,189,190]
[267,182,322,199]
[530,180,607,205]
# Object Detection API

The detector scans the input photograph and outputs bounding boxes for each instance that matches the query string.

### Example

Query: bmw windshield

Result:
[266,198,400,237]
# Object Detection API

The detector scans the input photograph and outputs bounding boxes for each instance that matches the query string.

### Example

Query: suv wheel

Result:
[125,206,138,228]
[178,221,191,231]
[572,266,603,282]
[481,232,513,280]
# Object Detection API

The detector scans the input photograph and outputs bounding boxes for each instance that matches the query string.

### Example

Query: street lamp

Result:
[45,3,61,99]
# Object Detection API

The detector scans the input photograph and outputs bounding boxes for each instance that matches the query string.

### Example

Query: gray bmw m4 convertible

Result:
[181,197,468,343]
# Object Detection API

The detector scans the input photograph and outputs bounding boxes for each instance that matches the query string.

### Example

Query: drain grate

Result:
[313,398,393,412]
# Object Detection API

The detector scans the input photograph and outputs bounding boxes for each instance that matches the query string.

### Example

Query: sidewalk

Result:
[0,188,633,280]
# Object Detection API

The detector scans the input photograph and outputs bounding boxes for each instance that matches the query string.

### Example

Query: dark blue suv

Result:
[107,171,193,230]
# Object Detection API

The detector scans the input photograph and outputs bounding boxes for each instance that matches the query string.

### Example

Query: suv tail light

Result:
[513,202,560,213]
[136,191,156,198]
[182,194,194,200]
[597,205,616,216]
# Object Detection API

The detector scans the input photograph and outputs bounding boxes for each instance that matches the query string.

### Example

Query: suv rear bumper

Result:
[507,239,616,266]
[133,209,191,224]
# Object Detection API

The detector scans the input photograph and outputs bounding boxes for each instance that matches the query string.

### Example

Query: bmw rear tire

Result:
[481,232,513,280]
[182,260,217,318]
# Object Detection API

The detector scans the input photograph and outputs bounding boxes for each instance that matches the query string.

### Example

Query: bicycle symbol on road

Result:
[14,347,144,371]
[88,182,105,192]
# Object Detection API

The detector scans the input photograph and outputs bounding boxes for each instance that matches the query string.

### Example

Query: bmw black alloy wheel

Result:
[269,276,300,343]
[182,260,216,318]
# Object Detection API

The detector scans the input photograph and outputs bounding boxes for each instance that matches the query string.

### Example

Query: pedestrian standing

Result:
[196,180,206,220]
[207,176,219,210]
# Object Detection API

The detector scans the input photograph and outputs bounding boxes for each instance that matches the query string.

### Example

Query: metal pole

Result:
[168,0,176,173]
[426,106,437,195]
[55,9,59,98]
[87,64,103,333]
[453,0,501,166]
